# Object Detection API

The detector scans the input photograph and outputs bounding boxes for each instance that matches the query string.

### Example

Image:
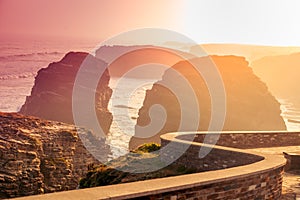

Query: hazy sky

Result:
[183,0,300,46]
[0,0,181,41]
[1,0,300,46]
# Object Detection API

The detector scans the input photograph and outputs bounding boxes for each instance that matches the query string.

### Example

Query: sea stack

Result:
[129,55,286,150]
[19,52,113,135]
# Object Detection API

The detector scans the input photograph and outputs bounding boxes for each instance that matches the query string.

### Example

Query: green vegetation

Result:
[132,143,161,153]
[79,143,197,189]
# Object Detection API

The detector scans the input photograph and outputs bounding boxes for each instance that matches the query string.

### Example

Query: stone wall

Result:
[137,167,284,200]
[155,132,286,200]
[188,131,300,149]
[160,139,263,172]
[283,152,300,171]
[13,132,287,200]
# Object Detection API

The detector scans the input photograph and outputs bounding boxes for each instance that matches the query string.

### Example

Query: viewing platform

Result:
[13,131,300,200]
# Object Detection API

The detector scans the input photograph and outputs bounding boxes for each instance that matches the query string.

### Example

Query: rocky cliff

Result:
[19,52,112,135]
[129,55,286,150]
[0,112,108,198]
[251,52,300,100]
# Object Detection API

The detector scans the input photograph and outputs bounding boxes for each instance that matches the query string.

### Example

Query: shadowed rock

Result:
[19,52,112,135]
[129,55,286,150]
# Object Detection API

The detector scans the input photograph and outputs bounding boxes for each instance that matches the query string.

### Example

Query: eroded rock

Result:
[0,112,108,198]
[19,52,112,135]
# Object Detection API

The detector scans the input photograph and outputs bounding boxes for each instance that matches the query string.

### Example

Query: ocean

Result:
[0,38,158,158]
[0,38,97,112]
[1,38,299,159]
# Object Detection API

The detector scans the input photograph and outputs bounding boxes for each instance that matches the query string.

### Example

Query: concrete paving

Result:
[251,146,300,199]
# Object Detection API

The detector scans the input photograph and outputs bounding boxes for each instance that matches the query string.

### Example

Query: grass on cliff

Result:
[79,143,197,188]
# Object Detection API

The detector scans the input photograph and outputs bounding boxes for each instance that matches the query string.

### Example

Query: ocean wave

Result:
[0,51,63,61]
[287,119,300,124]
[113,105,136,109]
[0,46,21,51]
[0,72,36,80]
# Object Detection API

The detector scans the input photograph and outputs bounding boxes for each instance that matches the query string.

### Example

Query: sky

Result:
[183,0,300,46]
[0,0,180,41]
[1,0,300,46]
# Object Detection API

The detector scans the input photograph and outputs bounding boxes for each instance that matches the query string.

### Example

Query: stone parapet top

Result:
[13,131,287,200]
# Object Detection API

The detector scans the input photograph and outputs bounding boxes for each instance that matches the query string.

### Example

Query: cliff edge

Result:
[0,112,109,198]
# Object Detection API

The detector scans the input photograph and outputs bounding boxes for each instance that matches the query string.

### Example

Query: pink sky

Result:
[2,0,300,46]
[0,0,182,40]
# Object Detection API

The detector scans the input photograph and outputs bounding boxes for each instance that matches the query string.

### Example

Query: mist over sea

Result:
[1,38,300,158]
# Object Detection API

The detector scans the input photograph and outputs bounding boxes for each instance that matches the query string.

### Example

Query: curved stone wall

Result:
[13,131,287,200]
[186,131,300,149]
[160,132,264,171]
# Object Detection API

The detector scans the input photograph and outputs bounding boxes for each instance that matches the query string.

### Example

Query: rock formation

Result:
[19,52,112,135]
[129,55,286,150]
[251,52,300,100]
[199,44,300,63]
[96,45,195,79]
[0,112,108,198]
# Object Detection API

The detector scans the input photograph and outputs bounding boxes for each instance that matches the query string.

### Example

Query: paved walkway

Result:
[251,146,300,200]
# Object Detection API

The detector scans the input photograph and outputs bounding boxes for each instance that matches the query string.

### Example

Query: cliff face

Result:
[129,55,286,150]
[251,53,300,100]
[0,112,108,198]
[19,52,112,135]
